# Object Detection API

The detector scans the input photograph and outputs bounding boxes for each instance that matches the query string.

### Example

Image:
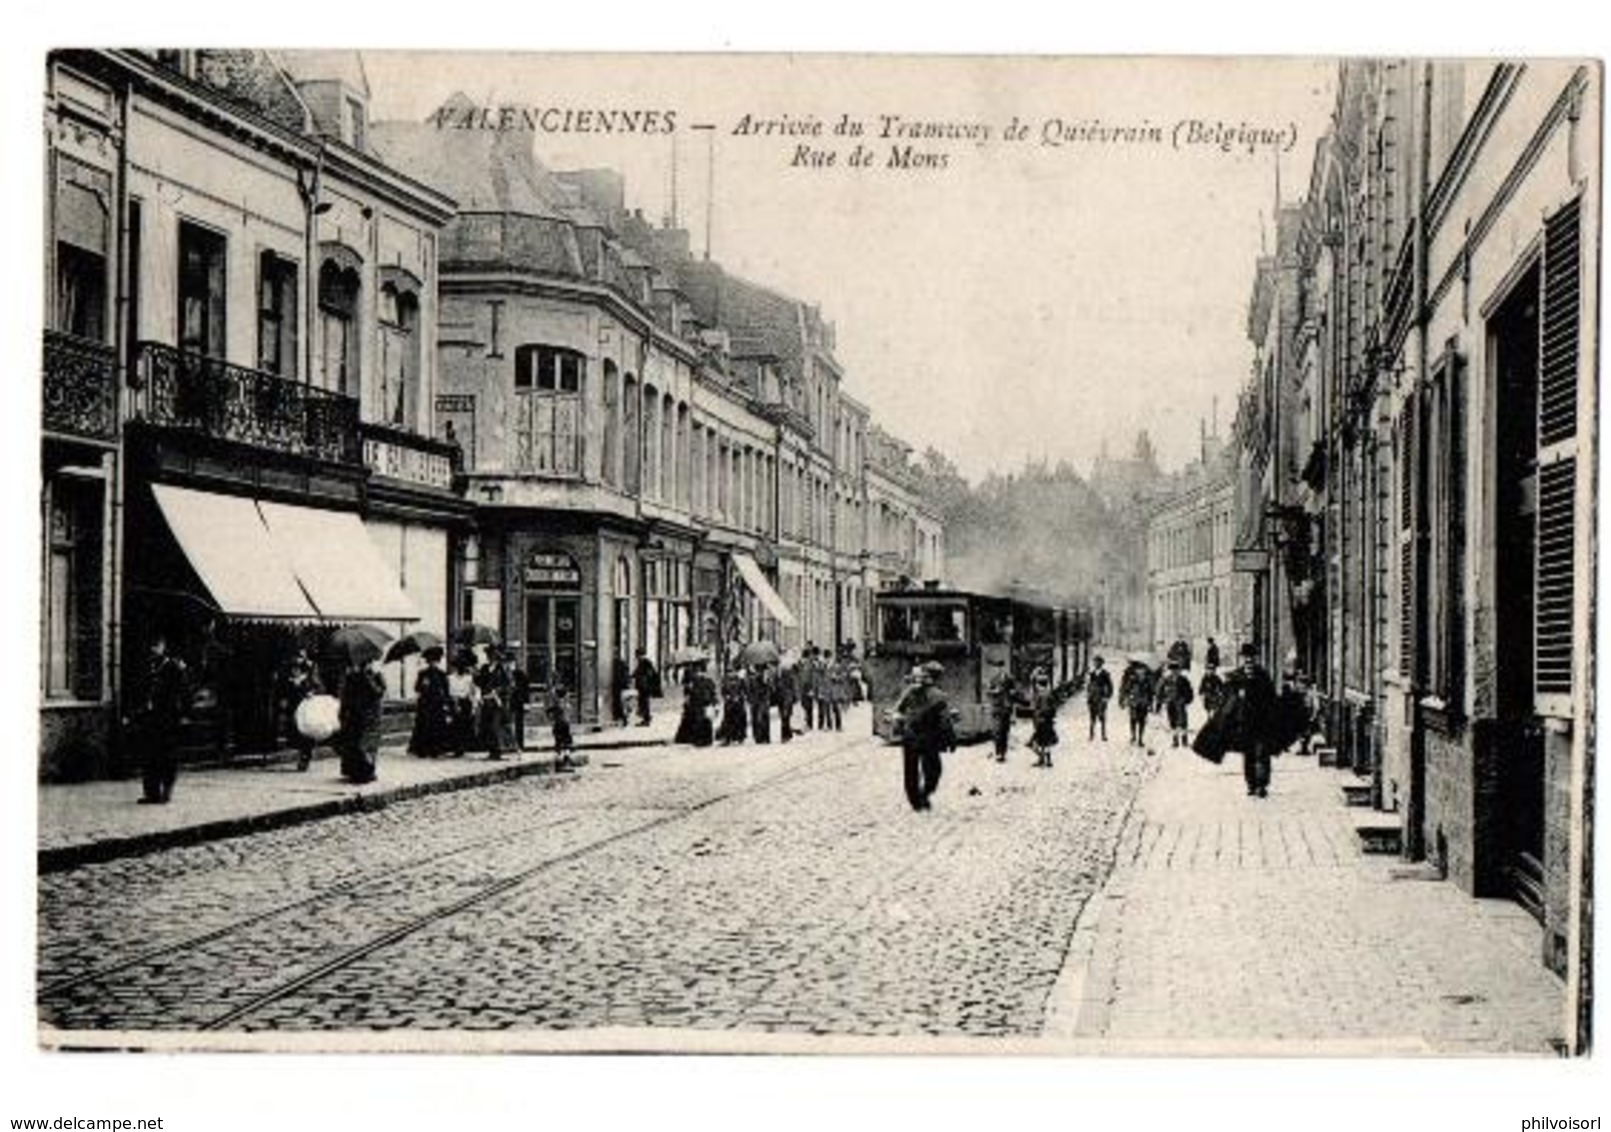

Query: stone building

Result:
[1145,429,1236,661]
[42,49,463,779]
[1243,59,1598,1049]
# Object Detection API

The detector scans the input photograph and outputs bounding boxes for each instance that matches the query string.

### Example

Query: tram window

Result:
[918,606,966,643]
[880,605,914,643]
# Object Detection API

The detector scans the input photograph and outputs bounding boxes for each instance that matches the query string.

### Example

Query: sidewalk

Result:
[1046,741,1568,1054]
[37,710,683,874]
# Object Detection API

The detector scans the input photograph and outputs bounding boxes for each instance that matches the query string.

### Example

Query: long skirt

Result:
[718,699,748,744]
[339,725,379,782]
[1032,719,1059,749]
[676,704,713,747]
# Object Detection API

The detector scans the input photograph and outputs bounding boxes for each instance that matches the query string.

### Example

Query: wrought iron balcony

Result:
[43,330,118,441]
[136,341,361,465]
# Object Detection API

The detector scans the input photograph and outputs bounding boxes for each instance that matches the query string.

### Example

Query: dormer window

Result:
[346,96,366,150]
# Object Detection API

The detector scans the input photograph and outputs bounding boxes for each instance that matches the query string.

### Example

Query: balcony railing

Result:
[360,421,460,491]
[136,342,360,465]
[43,330,118,441]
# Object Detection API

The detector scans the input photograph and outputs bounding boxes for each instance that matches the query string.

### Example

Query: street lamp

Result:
[295,142,332,391]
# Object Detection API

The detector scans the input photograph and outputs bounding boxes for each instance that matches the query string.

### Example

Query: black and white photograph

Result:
[8,8,1608,1130]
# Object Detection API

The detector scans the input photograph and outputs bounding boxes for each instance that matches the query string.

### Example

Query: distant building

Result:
[1145,429,1236,660]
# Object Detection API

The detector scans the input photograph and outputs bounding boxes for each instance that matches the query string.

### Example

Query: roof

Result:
[276,50,371,97]
[369,96,574,218]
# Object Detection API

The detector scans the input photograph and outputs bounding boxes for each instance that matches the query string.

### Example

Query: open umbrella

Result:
[668,646,711,668]
[384,629,443,664]
[451,623,501,649]
[327,624,393,667]
[737,639,781,668]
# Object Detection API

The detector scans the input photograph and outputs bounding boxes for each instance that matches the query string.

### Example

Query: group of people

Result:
[675,642,860,749]
[985,666,1065,768]
[401,645,574,767]
[610,650,663,727]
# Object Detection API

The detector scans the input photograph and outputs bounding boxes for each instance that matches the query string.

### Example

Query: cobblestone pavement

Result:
[39,703,1153,1038]
[1058,740,1568,1053]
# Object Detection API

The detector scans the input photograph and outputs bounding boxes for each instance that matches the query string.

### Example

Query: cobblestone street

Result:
[37,702,1569,1051]
[38,703,1153,1039]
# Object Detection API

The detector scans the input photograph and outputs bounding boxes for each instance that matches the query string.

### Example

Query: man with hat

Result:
[1223,642,1277,797]
[1155,658,1195,748]
[893,660,955,811]
[985,664,1020,763]
[1085,655,1113,742]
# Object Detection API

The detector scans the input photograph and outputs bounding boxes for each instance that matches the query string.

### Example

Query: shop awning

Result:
[151,485,316,619]
[732,552,798,628]
[258,501,419,623]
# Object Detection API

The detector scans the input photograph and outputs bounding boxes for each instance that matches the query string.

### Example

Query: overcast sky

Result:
[362,53,1336,481]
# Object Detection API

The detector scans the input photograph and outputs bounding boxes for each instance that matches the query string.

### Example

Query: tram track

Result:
[41,733,869,1032]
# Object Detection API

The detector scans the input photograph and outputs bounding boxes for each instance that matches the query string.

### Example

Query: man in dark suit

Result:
[132,635,188,803]
[632,649,660,725]
[894,661,955,811]
[1223,643,1278,797]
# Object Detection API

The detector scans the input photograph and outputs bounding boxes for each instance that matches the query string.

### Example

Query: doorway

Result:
[1488,259,1546,919]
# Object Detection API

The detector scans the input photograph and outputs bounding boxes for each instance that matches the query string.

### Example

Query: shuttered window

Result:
[1397,399,1416,678]
[1535,197,1580,701]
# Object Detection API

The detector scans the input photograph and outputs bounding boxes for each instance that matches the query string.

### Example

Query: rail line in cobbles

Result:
[40,736,870,1033]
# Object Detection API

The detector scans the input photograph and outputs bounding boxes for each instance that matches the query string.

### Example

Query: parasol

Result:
[736,639,781,668]
[668,646,711,668]
[326,624,393,667]
[384,629,443,664]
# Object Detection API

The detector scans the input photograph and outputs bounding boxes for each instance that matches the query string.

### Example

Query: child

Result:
[546,683,576,770]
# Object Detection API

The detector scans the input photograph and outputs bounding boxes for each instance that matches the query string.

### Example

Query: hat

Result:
[422,645,445,663]
[1239,643,1257,659]
[921,661,944,681]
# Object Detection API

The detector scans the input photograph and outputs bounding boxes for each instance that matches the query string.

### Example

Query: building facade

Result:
[1229,59,1598,1049]
[42,49,467,780]
[1145,435,1236,660]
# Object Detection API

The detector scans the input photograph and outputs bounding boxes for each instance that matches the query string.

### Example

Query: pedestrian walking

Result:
[407,645,452,758]
[476,648,512,759]
[894,661,955,811]
[1119,659,1157,747]
[633,649,660,726]
[676,660,717,747]
[718,669,749,744]
[747,664,774,744]
[546,683,577,769]
[1223,643,1278,798]
[446,651,479,757]
[1198,662,1226,717]
[336,659,386,784]
[798,644,821,730]
[1029,668,1059,768]
[774,661,798,741]
[508,649,531,751]
[278,648,323,770]
[821,654,847,731]
[1155,659,1195,748]
[1205,636,1221,670]
[130,634,189,804]
[609,654,631,727]
[986,667,1019,762]
[1085,656,1113,742]
[1167,636,1192,672]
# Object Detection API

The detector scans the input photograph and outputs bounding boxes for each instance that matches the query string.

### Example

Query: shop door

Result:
[525,593,581,699]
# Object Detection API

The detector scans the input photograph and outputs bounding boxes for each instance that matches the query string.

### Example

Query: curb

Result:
[38,751,600,876]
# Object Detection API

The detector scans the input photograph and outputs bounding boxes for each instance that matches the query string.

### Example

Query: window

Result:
[347,96,367,150]
[257,252,299,377]
[317,259,359,394]
[377,283,418,427]
[513,345,584,475]
[44,475,103,700]
[179,221,227,358]
[54,156,110,342]
[602,361,620,487]
[1424,349,1466,705]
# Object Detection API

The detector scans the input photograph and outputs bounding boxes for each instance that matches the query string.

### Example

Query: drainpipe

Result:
[107,74,135,764]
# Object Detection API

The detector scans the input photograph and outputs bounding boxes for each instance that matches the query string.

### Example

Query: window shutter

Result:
[1535,197,1580,700]
[1397,400,1416,678]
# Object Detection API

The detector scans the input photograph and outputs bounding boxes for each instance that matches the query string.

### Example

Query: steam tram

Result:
[866,584,1092,742]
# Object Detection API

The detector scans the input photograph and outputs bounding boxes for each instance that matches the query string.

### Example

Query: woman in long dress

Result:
[408,646,452,757]
[338,659,386,784]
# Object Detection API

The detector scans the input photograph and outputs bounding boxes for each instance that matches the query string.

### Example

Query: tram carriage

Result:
[866,583,1092,743]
